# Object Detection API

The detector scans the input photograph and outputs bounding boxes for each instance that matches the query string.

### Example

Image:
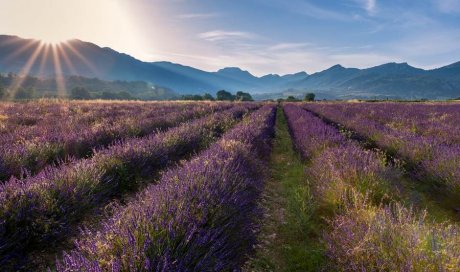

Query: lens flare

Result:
[40,38,68,45]
[6,38,100,100]
[51,43,67,97]
[8,41,45,99]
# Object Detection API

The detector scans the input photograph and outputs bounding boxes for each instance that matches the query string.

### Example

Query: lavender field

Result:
[0,100,459,271]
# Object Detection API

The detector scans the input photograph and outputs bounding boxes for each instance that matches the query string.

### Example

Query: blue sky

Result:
[2,0,460,75]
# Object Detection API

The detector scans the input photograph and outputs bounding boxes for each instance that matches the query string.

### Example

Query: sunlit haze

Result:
[1,0,460,75]
[0,0,148,61]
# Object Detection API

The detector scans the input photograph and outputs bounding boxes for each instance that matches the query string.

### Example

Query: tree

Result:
[216,90,235,101]
[181,94,203,101]
[235,91,254,101]
[203,93,215,101]
[42,91,56,98]
[304,93,315,101]
[15,88,35,100]
[286,96,300,102]
[101,91,117,100]
[117,91,133,100]
[0,86,5,100]
[70,87,92,100]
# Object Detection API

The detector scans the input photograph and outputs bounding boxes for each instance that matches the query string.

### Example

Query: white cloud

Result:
[268,43,311,51]
[207,49,395,76]
[160,32,396,76]
[198,30,256,42]
[177,13,219,19]
[353,0,377,14]
[365,0,377,14]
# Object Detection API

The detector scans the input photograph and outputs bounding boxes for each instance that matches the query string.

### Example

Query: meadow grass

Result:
[245,107,326,272]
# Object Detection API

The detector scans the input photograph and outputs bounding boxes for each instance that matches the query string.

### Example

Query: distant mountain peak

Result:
[363,62,423,75]
[286,71,308,77]
[380,62,411,67]
[295,71,308,75]
[218,67,250,73]
[216,67,255,79]
[328,64,345,70]
[261,74,281,79]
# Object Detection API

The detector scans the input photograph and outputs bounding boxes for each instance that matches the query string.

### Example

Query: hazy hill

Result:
[430,61,460,85]
[284,62,459,99]
[1,35,460,99]
[0,73,176,100]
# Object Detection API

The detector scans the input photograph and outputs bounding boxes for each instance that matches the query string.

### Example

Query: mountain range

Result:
[1,35,460,99]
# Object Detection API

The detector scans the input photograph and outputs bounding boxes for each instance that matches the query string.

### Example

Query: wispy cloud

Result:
[396,12,435,28]
[202,48,396,76]
[391,30,460,57]
[182,29,396,75]
[296,1,350,20]
[198,30,256,42]
[136,0,460,75]
[177,13,219,19]
[364,0,376,14]
[351,0,377,15]
[435,0,460,13]
[329,52,396,68]
[268,43,311,51]
[262,0,353,21]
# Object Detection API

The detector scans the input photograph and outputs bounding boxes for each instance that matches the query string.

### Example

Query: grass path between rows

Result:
[245,107,325,271]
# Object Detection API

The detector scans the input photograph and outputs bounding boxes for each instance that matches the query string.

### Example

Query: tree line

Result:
[276,93,315,102]
[0,73,175,100]
[180,90,254,101]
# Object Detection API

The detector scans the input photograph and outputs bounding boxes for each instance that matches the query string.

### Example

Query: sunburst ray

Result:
[8,42,44,99]
[56,43,78,76]
[3,39,41,66]
[51,44,67,97]
[37,43,51,78]
[64,42,101,77]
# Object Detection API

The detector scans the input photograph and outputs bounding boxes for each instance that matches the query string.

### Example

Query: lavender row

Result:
[304,102,460,193]
[284,104,396,205]
[55,105,276,271]
[0,101,190,142]
[284,104,460,270]
[0,104,257,266]
[0,101,183,149]
[0,101,225,181]
[305,102,460,145]
[283,104,346,159]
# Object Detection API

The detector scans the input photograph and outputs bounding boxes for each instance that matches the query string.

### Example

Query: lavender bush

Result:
[0,101,228,181]
[283,104,345,159]
[326,198,460,271]
[0,104,256,266]
[304,102,460,193]
[284,103,460,271]
[54,105,276,271]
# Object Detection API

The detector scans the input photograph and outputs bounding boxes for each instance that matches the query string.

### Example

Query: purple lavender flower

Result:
[54,105,276,271]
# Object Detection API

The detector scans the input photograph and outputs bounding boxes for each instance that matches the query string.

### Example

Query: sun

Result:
[39,36,69,45]
[6,34,99,100]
